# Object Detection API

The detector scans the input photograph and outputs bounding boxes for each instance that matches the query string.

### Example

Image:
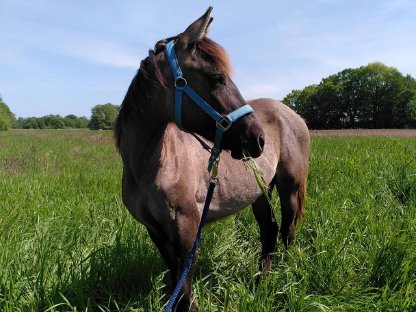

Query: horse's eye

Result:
[211,73,225,85]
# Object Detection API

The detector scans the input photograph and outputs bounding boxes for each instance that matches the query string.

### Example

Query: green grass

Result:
[0,130,415,311]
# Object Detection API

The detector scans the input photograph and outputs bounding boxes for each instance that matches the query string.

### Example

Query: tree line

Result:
[283,62,416,129]
[14,115,89,129]
[0,98,119,131]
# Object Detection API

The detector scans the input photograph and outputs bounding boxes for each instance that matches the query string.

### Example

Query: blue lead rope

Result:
[163,179,217,312]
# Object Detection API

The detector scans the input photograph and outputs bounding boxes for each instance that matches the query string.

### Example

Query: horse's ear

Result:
[177,7,213,49]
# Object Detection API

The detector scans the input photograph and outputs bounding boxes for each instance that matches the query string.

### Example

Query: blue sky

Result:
[1,0,415,118]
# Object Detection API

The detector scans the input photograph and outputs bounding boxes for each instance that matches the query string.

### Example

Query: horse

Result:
[114,7,310,311]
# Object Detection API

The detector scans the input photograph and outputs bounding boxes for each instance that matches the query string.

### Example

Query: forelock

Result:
[197,37,232,77]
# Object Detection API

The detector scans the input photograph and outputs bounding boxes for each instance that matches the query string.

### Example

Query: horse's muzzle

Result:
[230,121,265,159]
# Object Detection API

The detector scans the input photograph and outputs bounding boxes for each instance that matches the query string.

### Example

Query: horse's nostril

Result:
[258,133,265,151]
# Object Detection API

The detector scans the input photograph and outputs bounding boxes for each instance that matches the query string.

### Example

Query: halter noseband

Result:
[165,40,254,172]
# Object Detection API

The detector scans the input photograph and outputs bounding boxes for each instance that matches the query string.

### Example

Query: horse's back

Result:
[249,98,309,145]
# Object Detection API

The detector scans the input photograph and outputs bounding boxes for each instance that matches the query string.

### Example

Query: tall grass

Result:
[0,130,415,311]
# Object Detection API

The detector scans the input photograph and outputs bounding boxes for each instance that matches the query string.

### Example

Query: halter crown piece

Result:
[165,40,254,172]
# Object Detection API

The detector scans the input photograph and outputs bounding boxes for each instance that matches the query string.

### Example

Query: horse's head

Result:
[145,7,264,159]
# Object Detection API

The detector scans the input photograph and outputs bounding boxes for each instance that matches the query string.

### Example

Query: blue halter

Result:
[165,40,253,172]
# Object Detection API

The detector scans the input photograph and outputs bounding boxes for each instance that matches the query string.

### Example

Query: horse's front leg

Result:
[252,185,278,273]
[172,206,200,312]
[147,214,199,312]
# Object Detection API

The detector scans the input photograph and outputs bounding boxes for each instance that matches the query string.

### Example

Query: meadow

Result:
[0,129,415,311]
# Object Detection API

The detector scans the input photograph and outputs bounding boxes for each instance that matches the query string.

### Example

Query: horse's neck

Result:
[124,75,168,146]
[133,118,166,145]
[120,84,169,169]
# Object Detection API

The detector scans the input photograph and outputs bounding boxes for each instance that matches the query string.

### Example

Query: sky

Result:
[1,0,415,118]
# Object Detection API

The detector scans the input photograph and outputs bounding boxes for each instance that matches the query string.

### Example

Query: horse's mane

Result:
[114,37,232,151]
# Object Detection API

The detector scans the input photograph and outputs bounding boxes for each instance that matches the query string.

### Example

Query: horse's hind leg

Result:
[276,173,307,248]
[252,184,278,273]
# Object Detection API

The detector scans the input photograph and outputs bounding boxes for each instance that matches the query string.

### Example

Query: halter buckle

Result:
[216,116,232,131]
[174,77,187,90]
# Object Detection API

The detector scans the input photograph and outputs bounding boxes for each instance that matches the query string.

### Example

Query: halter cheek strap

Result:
[165,40,253,172]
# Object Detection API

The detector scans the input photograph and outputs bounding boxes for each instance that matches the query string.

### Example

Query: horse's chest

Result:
[153,145,276,223]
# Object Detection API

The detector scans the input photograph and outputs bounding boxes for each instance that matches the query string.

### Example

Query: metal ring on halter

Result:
[174,77,187,90]
[216,116,232,131]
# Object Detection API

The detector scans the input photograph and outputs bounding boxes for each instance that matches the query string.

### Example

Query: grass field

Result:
[1,129,415,311]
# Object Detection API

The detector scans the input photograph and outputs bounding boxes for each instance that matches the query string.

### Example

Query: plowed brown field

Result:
[309,129,416,137]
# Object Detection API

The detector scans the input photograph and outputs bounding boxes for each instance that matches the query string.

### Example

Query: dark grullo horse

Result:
[114,7,309,311]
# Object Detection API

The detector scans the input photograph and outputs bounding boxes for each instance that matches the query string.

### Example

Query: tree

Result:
[62,114,89,128]
[284,85,320,128]
[63,114,78,128]
[88,103,119,130]
[283,63,416,129]
[22,117,41,129]
[0,96,16,131]
[43,115,65,129]
[75,116,89,128]
[14,117,24,129]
